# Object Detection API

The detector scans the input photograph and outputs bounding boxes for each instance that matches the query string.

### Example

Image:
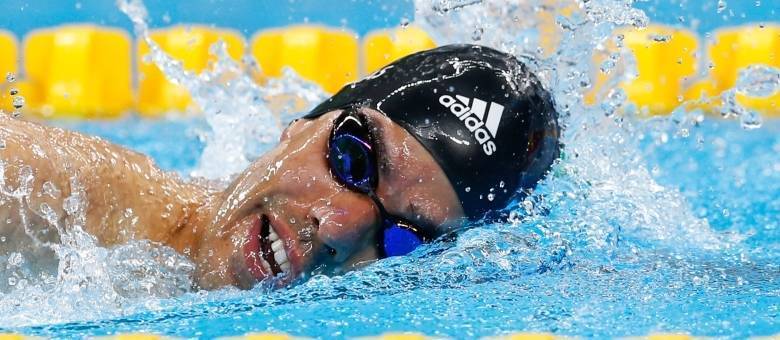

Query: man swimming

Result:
[0,44,559,290]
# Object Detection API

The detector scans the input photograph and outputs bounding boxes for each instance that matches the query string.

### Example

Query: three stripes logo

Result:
[439,94,504,155]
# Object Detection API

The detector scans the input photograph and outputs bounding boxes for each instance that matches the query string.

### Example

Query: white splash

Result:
[118,0,327,180]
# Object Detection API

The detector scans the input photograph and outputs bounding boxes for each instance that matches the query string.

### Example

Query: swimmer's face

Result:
[195,108,465,289]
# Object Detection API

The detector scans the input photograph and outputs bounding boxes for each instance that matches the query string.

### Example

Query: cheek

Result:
[274,151,333,199]
[316,200,375,241]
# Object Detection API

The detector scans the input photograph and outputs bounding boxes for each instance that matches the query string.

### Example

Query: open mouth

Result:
[244,213,293,283]
[258,214,291,275]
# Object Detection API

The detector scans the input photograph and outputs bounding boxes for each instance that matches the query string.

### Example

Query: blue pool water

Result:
[16,117,773,339]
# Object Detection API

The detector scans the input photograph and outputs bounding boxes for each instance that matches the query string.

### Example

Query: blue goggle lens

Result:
[328,133,376,191]
[382,222,424,257]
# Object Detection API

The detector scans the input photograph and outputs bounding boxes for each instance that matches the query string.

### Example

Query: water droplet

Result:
[522,200,533,212]
[464,187,471,192]
[43,181,61,198]
[12,95,25,109]
[740,111,763,129]
[650,34,672,42]
[8,252,23,266]
[600,59,616,74]
[717,0,727,13]
[487,193,495,201]
[5,72,15,82]
[9,88,18,96]
[471,27,483,41]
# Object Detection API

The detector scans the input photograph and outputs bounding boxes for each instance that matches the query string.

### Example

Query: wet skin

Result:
[0,109,464,289]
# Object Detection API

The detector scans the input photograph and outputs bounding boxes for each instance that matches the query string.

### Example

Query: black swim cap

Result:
[304,44,560,220]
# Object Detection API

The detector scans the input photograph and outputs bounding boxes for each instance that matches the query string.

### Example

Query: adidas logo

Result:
[439,94,504,155]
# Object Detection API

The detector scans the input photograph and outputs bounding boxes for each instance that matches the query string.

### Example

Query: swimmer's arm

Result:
[0,115,205,247]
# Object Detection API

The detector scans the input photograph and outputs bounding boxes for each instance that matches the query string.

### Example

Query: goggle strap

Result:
[367,192,391,223]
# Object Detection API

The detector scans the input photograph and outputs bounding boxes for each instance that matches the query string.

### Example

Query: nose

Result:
[311,191,381,262]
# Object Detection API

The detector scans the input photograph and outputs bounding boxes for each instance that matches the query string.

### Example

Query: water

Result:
[1,0,779,338]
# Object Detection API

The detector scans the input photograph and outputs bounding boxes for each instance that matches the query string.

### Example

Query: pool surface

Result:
[20,117,771,339]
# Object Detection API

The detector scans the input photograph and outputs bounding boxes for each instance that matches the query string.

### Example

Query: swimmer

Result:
[0,44,559,289]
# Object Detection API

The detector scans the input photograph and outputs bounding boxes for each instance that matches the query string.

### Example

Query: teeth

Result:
[271,238,284,252]
[259,256,271,272]
[274,248,288,266]
[266,221,291,274]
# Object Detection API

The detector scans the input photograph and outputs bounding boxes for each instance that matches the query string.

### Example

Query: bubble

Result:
[5,72,15,82]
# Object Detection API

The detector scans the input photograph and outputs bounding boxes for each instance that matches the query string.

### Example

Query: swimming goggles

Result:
[326,106,432,258]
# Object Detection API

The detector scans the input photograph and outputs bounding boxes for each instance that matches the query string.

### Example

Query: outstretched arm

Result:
[0,114,207,251]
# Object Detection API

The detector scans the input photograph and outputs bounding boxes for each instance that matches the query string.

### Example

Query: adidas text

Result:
[439,94,504,156]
